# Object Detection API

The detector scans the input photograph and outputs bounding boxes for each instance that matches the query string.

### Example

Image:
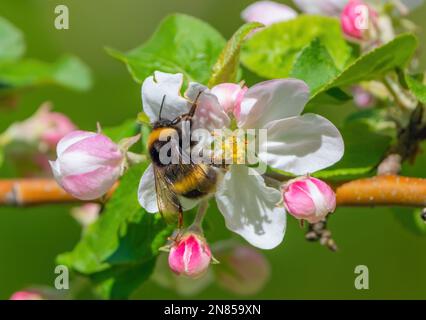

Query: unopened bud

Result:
[50,131,124,200]
[168,232,212,278]
[213,243,270,295]
[282,176,336,223]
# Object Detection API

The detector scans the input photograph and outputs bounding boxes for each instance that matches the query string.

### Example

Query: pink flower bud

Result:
[282,177,336,223]
[214,243,270,295]
[3,103,76,150]
[352,86,375,109]
[40,112,77,149]
[241,1,298,26]
[71,203,101,227]
[168,233,212,278]
[10,291,43,300]
[50,131,124,200]
[340,0,377,40]
[210,83,247,118]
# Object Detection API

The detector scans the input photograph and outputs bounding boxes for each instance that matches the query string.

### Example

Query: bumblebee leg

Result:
[188,91,203,117]
[178,204,184,229]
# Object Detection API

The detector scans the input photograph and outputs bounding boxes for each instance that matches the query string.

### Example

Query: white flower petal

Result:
[238,79,310,129]
[138,164,158,213]
[215,165,286,250]
[241,1,298,26]
[141,72,190,122]
[293,0,348,16]
[57,131,95,157]
[185,82,230,131]
[193,92,230,132]
[185,82,208,101]
[259,113,344,175]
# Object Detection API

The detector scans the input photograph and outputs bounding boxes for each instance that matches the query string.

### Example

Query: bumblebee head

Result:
[152,119,174,129]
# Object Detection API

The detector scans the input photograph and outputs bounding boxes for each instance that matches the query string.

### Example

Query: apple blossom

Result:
[138,72,344,250]
[352,86,376,108]
[341,0,377,40]
[50,130,125,200]
[214,242,270,295]
[168,232,212,278]
[241,1,298,26]
[1,103,76,151]
[210,83,247,116]
[152,252,214,296]
[71,203,101,227]
[282,176,336,223]
[10,291,43,300]
[293,0,348,16]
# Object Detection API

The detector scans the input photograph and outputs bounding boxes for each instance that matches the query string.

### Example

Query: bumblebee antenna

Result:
[188,90,204,117]
[159,95,166,120]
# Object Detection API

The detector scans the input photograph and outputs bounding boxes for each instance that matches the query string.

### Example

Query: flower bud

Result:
[340,0,377,40]
[213,242,270,295]
[10,291,43,300]
[168,232,212,278]
[50,130,124,200]
[152,253,214,296]
[282,177,336,223]
[352,86,375,109]
[241,1,298,26]
[210,83,247,117]
[3,103,76,150]
[71,203,101,228]
[293,0,348,16]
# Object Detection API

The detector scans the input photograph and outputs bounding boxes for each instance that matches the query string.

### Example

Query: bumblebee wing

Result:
[153,165,181,224]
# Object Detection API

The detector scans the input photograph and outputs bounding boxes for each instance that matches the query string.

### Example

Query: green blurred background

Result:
[0,0,426,299]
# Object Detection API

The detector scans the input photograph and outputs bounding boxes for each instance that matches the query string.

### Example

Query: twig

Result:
[335,175,426,207]
[378,103,424,175]
[0,179,117,206]
[0,175,425,207]
[305,220,338,252]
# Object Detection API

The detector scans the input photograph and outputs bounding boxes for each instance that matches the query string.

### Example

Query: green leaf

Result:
[208,22,262,87]
[290,39,340,95]
[0,144,4,168]
[313,121,392,180]
[102,119,140,143]
[92,259,156,299]
[241,15,352,79]
[306,87,352,109]
[392,208,426,236]
[57,164,173,274]
[0,55,93,91]
[344,108,396,137]
[107,14,226,84]
[57,163,174,298]
[0,17,25,62]
[312,33,418,98]
[405,74,426,104]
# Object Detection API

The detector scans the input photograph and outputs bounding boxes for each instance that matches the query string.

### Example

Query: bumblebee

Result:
[147,93,220,226]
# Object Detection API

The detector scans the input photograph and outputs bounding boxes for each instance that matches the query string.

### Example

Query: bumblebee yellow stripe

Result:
[172,165,208,194]
[147,127,177,149]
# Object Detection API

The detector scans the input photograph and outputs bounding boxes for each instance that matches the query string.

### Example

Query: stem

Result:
[335,175,426,207]
[189,200,209,233]
[0,179,117,205]
[383,76,416,111]
[0,176,425,208]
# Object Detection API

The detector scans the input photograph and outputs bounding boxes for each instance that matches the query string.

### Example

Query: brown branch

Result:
[0,179,117,206]
[335,175,426,207]
[0,175,425,208]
